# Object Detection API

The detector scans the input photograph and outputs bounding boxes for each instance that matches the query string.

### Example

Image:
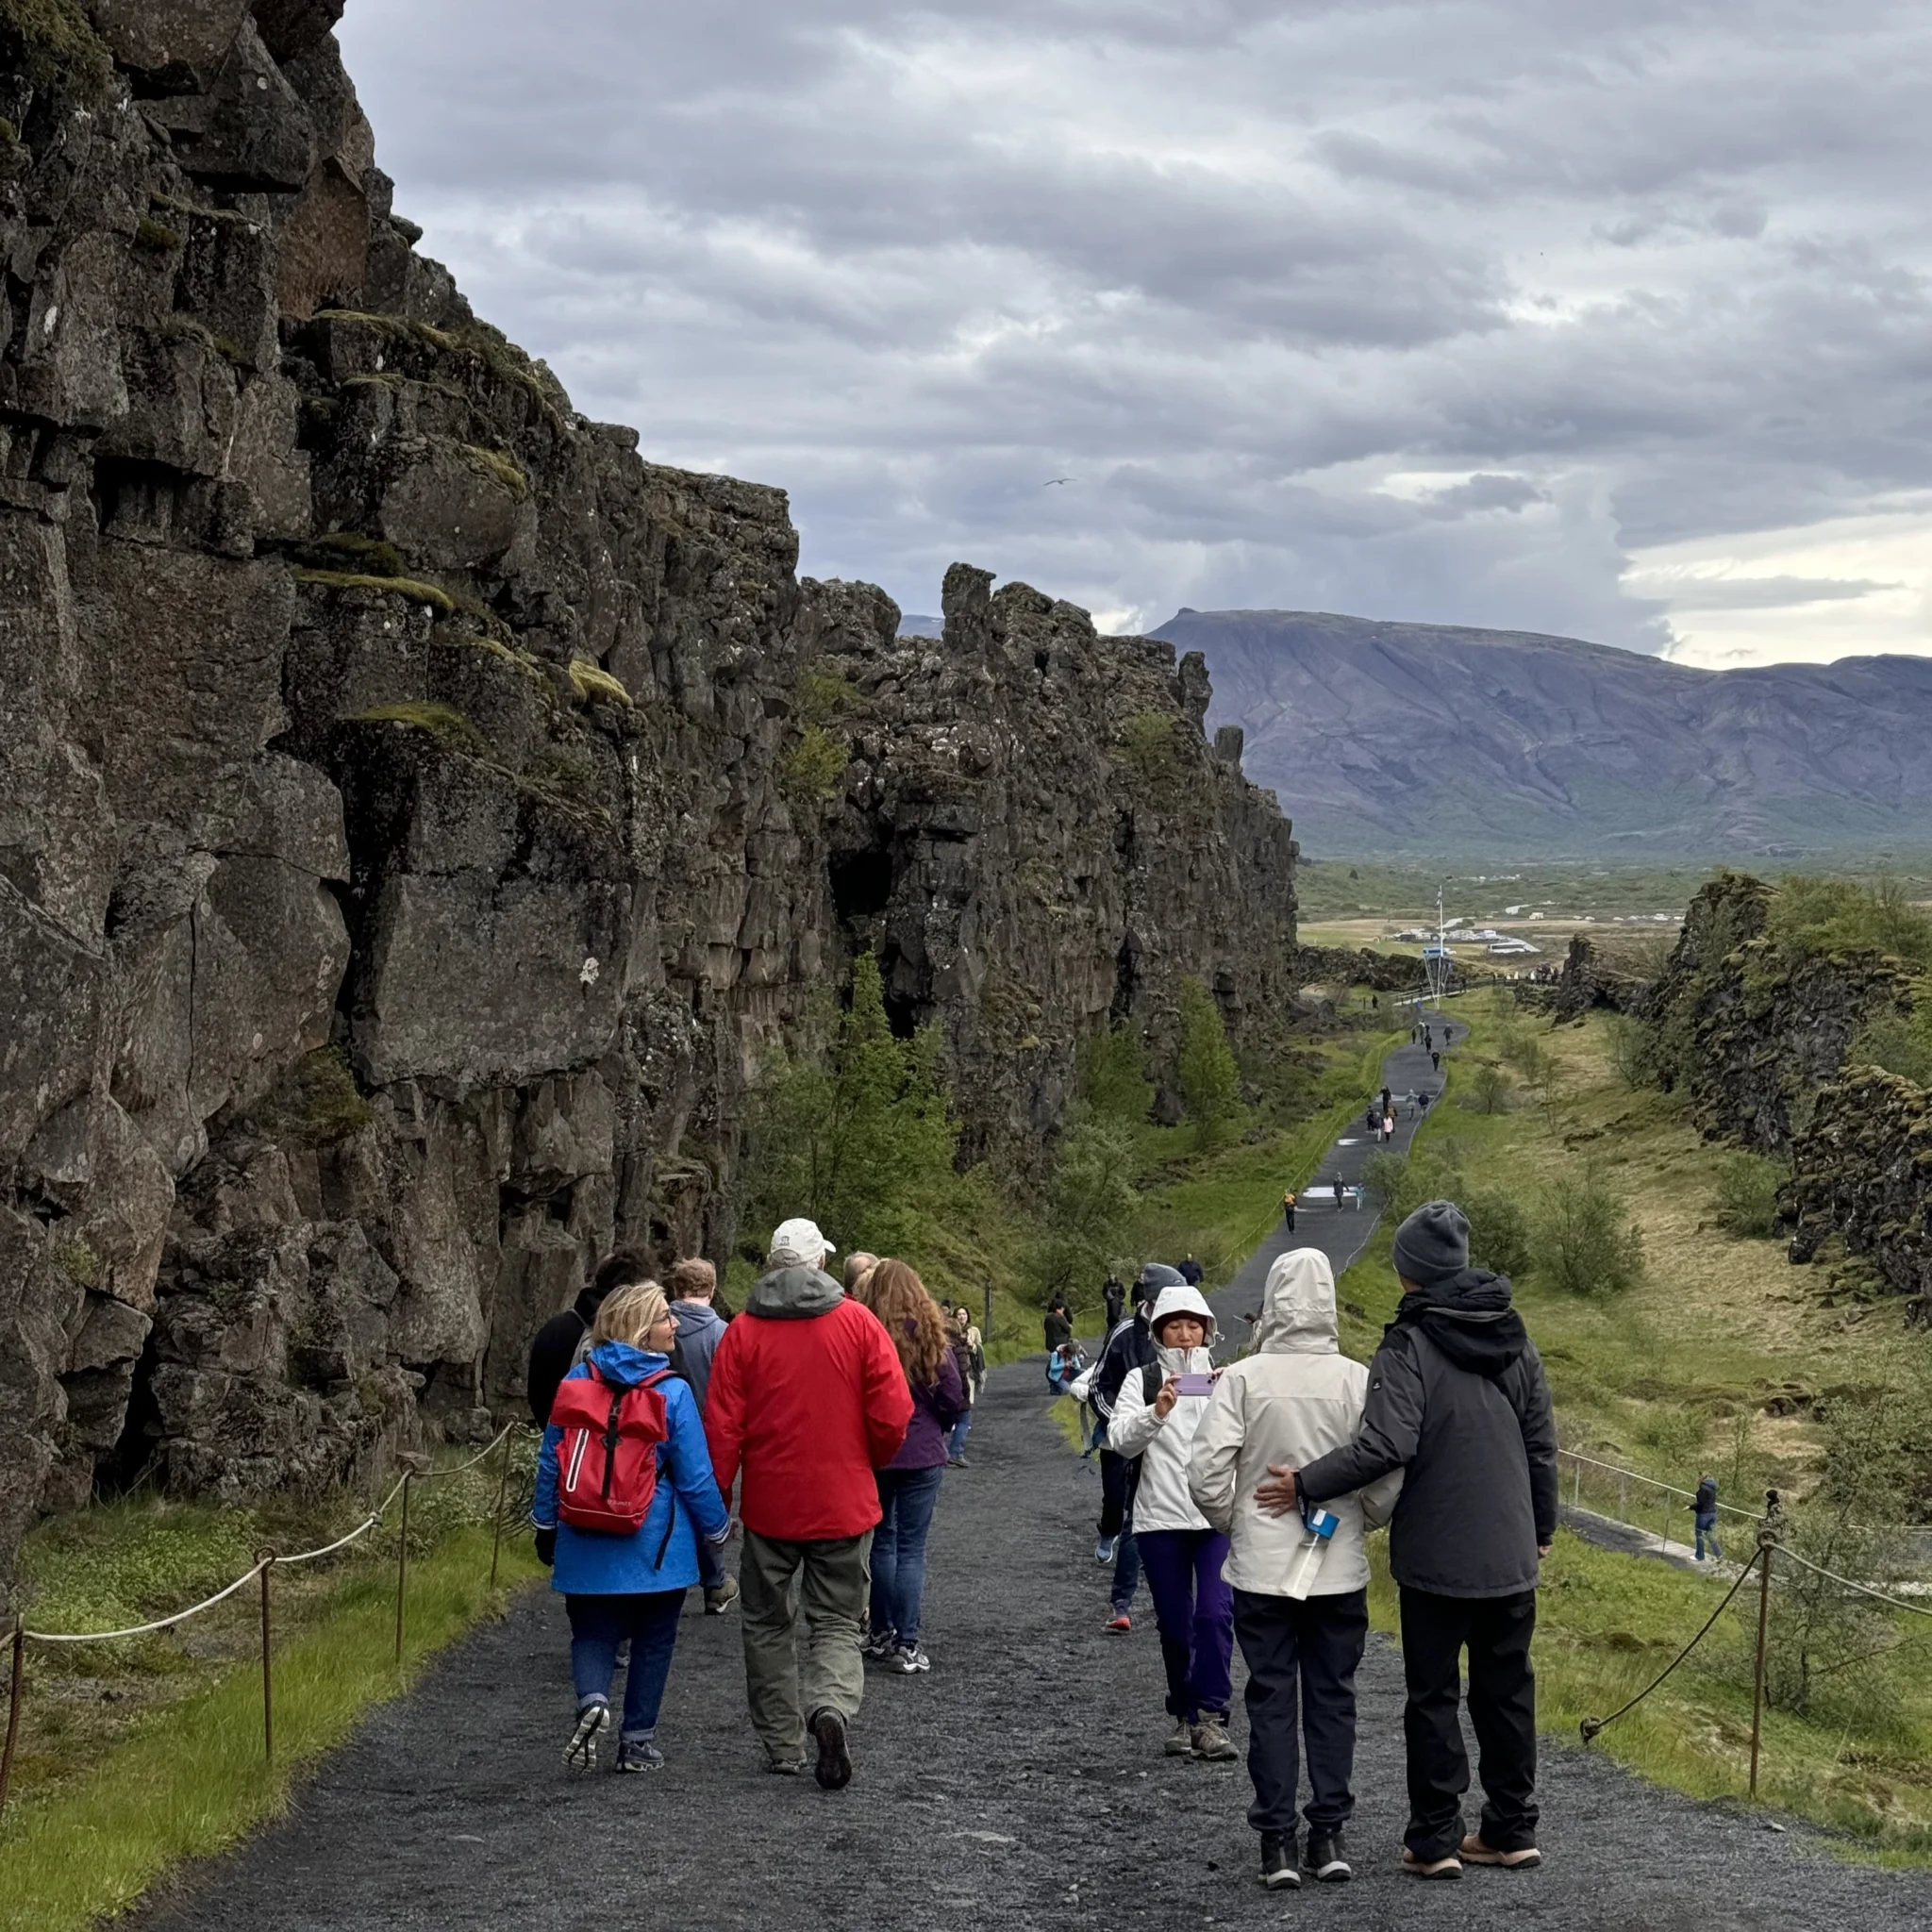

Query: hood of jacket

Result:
[1391,1268,1526,1378]
[672,1299,725,1341]
[744,1264,845,1321]
[1253,1248,1340,1356]
[583,1340,670,1386]
[572,1281,610,1326]
[1146,1283,1217,1362]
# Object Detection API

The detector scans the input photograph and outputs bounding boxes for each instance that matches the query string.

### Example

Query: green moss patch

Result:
[257,1046,373,1146]
[293,570,455,616]
[566,657,632,708]
[353,702,490,758]
[291,532,407,579]
[457,442,529,501]
[0,0,112,115]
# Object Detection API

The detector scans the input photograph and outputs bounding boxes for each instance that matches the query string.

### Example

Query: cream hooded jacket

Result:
[1188,1249,1401,1596]
[1108,1285,1219,1533]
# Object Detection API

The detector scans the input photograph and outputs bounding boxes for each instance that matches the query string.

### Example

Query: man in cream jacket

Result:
[1190,1249,1400,1890]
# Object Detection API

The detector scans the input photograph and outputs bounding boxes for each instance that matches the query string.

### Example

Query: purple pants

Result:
[1137,1527,1235,1723]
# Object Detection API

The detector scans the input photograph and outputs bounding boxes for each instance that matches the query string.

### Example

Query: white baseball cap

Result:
[768,1217,834,1267]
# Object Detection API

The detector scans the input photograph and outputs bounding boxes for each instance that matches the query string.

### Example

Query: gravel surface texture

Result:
[138,1361,1932,1932]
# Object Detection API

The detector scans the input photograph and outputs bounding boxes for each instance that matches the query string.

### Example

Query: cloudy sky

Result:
[339,1,1932,667]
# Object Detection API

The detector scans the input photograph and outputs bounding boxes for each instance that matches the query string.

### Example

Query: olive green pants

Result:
[740,1528,872,1764]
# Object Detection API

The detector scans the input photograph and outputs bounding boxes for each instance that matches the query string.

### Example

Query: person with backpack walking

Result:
[1261,1202,1557,1879]
[1281,1190,1296,1231]
[855,1260,965,1671]
[1109,1282,1237,1762]
[1190,1249,1403,1890]
[706,1219,913,1788]
[1690,1474,1723,1561]
[526,1248,653,1427]
[531,1281,731,1774]
[946,1304,985,1467]
[666,1257,739,1615]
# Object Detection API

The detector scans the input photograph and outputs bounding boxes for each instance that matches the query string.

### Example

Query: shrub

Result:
[1535,1170,1644,1297]
[1605,1013,1659,1090]
[1362,1147,1459,1221]
[1114,710,1178,791]
[1032,1113,1141,1303]
[1076,1022,1153,1123]
[1851,1008,1932,1087]
[1462,1187,1533,1279]
[1770,874,1932,968]
[1464,1062,1513,1115]
[1175,975,1241,1149]
[1711,1154,1783,1239]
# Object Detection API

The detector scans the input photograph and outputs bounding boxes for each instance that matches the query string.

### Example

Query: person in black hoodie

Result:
[526,1248,654,1427]
[1260,1201,1557,1881]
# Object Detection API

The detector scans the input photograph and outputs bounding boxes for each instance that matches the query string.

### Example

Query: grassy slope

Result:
[1,1484,542,1930]
[1340,991,1932,1857]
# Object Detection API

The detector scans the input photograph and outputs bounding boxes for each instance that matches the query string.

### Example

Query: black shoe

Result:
[1305,1830,1352,1882]
[1259,1832,1302,1890]
[809,1707,853,1790]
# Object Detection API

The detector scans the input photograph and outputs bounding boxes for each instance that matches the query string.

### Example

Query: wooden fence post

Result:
[0,1617,24,1820]
[259,1558,275,1765]
[489,1430,513,1589]
[394,1474,411,1665]
[1749,1538,1774,1797]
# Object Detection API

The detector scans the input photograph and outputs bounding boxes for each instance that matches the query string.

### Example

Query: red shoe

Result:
[1107,1612,1132,1633]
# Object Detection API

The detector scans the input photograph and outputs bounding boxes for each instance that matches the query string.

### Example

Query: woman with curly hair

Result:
[856,1258,965,1673]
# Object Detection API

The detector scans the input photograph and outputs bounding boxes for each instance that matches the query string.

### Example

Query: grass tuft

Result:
[353,702,490,758]
[293,570,455,615]
[566,657,632,708]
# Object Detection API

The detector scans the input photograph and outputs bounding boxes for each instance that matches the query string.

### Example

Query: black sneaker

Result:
[1305,1830,1352,1882]
[809,1707,853,1790]
[614,1738,664,1773]
[1259,1831,1302,1890]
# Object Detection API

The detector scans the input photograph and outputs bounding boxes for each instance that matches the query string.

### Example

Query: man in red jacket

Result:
[707,1217,912,1788]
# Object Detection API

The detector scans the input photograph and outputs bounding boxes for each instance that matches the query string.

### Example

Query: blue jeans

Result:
[947,1410,972,1460]
[1111,1527,1141,1615]
[872,1464,945,1646]
[1694,1513,1722,1561]
[565,1590,685,1741]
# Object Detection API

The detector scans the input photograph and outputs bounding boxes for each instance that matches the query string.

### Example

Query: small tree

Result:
[1465,1062,1512,1115]
[1711,1154,1783,1239]
[1077,1021,1154,1123]
[1032,1112,1141,1304]
[1175,975,1241,1150]
[1536,1169,1644,1297]
[1463,1187,1533,1279]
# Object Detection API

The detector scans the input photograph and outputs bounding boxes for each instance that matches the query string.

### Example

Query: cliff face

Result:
[0,5,1298,1583]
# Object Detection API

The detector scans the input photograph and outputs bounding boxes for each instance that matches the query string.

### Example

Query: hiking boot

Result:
[1401,1849,1462,1880]
[563,1699,610,1770]
[809,1707,853,1790]
[1458,1834,1541,1869]
[1191,1718,1239,1762]
[1259,1832,1301,1890]
[1095,1536,1118,1563]
[1305,1831,1351,1882]
[1106,1611,1132,1634]
[703,1576,741,1615]
[1164,1717,1197,1757]
[614,1738,664,1774]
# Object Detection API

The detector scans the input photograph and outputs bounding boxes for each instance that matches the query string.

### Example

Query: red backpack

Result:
[551,1366,677,1541]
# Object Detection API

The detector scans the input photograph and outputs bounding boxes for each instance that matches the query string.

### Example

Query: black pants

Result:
[1398,1587,1539,1859]
[1097,1446,1133,1539]
[1233,1587,1368,1838]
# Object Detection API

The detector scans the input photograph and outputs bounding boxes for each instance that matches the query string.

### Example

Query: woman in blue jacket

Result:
[533,1280,730,1772]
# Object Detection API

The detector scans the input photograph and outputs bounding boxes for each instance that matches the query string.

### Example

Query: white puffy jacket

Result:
[1108,1285,1219,1533]
[1188,1248,1401,1596]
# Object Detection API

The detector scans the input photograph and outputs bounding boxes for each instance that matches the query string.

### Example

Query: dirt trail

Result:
[139,1358,1932,1932]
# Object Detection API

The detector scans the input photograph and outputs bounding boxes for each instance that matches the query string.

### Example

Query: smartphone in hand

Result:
[1173,1372,1217,1397]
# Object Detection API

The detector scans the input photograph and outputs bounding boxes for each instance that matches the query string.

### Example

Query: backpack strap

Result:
[640,1368,679,1565]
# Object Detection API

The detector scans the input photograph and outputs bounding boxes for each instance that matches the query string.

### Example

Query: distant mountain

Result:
[897,612,942,638]
[1148,609,1932,859]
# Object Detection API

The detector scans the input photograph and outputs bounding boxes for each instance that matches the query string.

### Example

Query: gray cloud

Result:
[338,1,1932,657]
[1652,575,1900,609]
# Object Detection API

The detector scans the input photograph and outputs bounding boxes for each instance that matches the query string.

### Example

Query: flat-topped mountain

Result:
[1149,609,1932,858]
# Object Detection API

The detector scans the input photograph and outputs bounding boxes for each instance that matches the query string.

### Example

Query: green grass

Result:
[0,1523,541,1930]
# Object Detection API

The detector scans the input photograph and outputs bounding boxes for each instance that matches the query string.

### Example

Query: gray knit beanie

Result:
[1392,1199,1471,1288]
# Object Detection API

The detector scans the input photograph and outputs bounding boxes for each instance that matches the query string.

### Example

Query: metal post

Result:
[393,1473,411,1665]
[489,1429,513,1589]
[0,1616,24,1820]
[1749,1538,1774,1797]
[1572,1456,1582,1509]
[1620,1473,1628,1524]
[259,1558,275,1765]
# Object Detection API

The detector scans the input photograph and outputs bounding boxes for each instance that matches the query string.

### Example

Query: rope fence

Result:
[0,1423,525,1820]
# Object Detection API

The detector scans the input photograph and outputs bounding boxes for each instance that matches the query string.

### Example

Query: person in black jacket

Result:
[1103,1274,1126,1329]
[525,1247,656,1427]
[1044,1293,1074,1353]
[1261,1202,1557,1881]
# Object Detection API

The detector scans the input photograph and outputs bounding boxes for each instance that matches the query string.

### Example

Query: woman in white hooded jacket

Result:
[1187,1248,1402,1890]
[1108,1282,1238,1762]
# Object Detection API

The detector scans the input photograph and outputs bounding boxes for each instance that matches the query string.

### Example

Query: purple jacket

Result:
[885,1346,967,1471]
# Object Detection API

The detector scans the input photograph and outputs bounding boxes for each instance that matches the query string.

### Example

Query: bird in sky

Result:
[1041,475,1074,487]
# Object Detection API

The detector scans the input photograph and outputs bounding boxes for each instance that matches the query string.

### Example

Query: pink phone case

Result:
[1174,1373,1216,1396]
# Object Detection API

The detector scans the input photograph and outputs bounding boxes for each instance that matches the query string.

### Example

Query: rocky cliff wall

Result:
[0,4,1299,1585]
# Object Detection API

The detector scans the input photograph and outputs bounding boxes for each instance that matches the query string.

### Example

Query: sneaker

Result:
[1305,1831,1351,1882]
[704,1577,741,1615]
[1095,1536,1118,1563]
[1191,1718,1239,1762]
[765,1756,804,1776]
[863,1627,898,1660]
[614,1738,664,1773]
[809,1707,853,1790]
[1106,1611,1132,1634]
[1164,1717,1197,1757]
[1458,1834,1541,1869]
[1259,1832,1301,1890]
[889,1643,931,1674]
[948,1456,970,1468]
[1401,1849,1463,1880]
[563,1700,610,1770]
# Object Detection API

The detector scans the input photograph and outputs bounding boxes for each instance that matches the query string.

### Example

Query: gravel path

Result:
[139,1363,1932,1931]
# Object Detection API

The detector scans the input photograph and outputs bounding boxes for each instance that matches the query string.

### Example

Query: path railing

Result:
[0,1424,527,1820]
